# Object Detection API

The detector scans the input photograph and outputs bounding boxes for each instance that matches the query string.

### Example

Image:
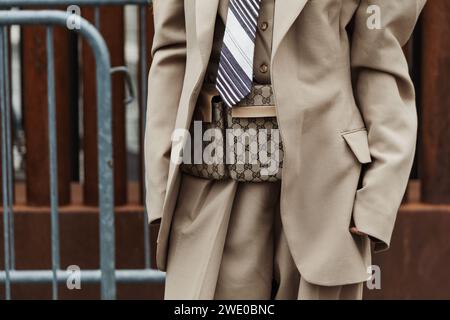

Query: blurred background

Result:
[0,0,449,299]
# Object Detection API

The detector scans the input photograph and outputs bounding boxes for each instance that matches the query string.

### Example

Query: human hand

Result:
[349,227,367,237]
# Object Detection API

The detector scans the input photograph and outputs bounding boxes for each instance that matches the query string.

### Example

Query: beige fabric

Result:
[164,174,238,299]
[145,0,427,286]
[231,105,277,118]
[165,174,363,300]
[197,84,218,123]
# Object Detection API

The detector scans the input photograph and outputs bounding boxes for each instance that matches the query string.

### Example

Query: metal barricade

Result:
[0,0,164,300]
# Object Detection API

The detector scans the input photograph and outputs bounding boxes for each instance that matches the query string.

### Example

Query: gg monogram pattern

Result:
[227,84,283,182]
[226,110,283,182]
[180,84,284,182]
[180,100,228,180]
[236,84,275,106]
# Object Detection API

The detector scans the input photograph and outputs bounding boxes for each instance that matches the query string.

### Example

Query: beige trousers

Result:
[164,174,363,300]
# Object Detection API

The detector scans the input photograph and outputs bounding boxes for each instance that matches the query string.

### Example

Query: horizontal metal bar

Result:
[0,269,165,284]
[0,0,151,7]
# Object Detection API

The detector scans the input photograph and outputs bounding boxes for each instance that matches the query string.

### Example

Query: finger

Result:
[349,227,358,233]
[349,227,366,236]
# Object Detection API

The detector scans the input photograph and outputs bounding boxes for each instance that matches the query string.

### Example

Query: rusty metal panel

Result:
[82,6,127,206]
[21,24,72,206]
[420,0,450,204]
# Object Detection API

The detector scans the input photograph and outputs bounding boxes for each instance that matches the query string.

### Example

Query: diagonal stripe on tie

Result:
[216,0,262,108]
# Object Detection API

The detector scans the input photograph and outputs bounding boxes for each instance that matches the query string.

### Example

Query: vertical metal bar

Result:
[95,25,115,300]
[0,26,11,300]
[139,3,150,269]
[46,27,60,300]
[94,6,100,29]
[2,26,15,271]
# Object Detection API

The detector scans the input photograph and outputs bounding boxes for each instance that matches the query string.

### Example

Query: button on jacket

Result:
[145,0,427,286]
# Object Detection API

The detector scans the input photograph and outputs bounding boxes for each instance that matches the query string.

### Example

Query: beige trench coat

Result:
[144,0,427,286]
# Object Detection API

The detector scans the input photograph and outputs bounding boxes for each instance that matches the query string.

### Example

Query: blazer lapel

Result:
[272,0,309,61]
[195,0,220,68]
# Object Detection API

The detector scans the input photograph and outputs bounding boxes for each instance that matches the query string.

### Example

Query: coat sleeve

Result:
[144,0,187,224]
[350,0,427,251]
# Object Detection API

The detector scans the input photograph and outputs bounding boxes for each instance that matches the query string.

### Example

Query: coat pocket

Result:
[341,128,372,164]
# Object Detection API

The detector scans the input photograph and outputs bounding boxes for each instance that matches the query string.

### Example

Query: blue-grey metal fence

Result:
[0,0,164,300]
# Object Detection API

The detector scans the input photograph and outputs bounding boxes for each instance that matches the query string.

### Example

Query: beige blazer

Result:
[145,0,427,285]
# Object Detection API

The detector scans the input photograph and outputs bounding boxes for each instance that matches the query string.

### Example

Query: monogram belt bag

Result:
[180,83,284,182]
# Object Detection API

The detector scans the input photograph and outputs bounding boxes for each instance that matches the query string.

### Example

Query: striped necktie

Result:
[216,0,263,108]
